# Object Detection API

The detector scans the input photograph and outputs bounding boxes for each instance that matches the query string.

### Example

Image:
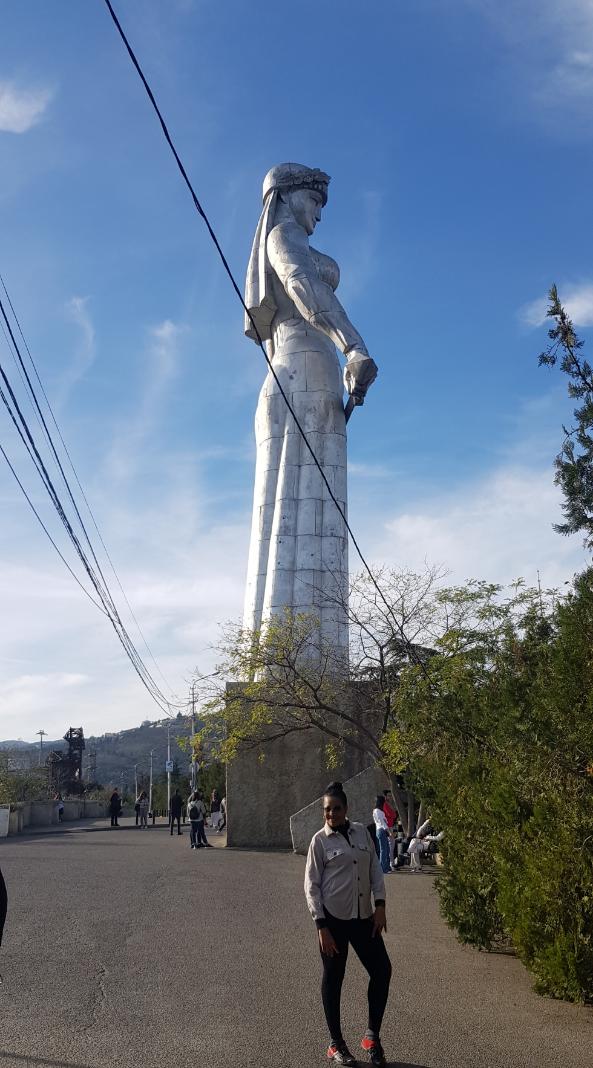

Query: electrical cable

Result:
[0,297,185,711]
[0,440,109,615]
[0,272,180,701]
[0,349,175,716]
[103,0,425,664]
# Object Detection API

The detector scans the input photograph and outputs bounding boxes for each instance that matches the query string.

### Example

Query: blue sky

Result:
[1,0,593,741]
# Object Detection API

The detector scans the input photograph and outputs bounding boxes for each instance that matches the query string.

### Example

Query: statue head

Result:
[262,162,330,234]
[262,162,330,205]
[244,163,331,341]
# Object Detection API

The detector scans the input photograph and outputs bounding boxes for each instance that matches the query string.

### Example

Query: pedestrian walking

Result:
[54,792,64,823]
[137,790,149,829]
[372,796,391,876]
[109,789,121,828]
[187,790,207,848]
[170,789,183,835]
[210,789,223,832]
[219,795,227,832]
[305,781,392,1067]
[196,790,211,846]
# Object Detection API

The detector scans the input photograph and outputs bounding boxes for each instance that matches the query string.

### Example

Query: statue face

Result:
[288,188,323,235]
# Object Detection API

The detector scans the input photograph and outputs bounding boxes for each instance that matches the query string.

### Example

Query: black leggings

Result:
[320,913,392,1045]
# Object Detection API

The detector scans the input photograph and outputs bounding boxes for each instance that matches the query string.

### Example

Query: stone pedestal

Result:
[225,683,380,849]
[290,764,389,854]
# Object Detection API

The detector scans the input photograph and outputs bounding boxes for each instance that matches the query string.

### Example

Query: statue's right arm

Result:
[267,223,369,358]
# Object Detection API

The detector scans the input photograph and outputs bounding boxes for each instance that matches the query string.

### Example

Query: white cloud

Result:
[349,461,395,480]
[0,471,250,740]
[466,0,593,131]
[0,449,586,741]
[106,319,185,482]
[55,296,96,405]
[520,282,593,328]
[362,464,585,591]
[0,81,53,134]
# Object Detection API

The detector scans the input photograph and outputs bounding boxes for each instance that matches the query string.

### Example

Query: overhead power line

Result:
[0,290,183,716]
[0,439,108,615]
[102,0,419,656]
[0,273,178,701]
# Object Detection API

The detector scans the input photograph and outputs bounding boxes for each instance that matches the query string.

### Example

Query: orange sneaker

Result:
[360,1037,385,1066]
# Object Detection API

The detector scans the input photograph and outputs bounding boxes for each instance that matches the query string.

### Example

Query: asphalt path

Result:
[0,818,591,1068]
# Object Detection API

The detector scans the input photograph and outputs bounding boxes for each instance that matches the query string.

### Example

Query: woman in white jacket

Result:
[305,782,391,1067]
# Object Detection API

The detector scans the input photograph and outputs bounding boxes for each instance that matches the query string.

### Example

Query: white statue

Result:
[243,163,378,654]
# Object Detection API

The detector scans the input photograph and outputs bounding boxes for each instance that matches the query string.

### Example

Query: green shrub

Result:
[393,570,593,1002]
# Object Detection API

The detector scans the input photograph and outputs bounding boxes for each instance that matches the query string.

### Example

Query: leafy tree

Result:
[392,572,593,1002]
[199,566,482,836]
[539,284,593,545]
[0,756,48,803]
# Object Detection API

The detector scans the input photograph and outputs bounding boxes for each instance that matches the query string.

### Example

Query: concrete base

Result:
[225,682,381,849]
[227,728,370,848]
[290,764,389,854]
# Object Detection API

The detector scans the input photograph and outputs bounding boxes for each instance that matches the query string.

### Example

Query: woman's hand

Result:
[344,351,378,400]
[318,928,339,956]
[372,905,387,938]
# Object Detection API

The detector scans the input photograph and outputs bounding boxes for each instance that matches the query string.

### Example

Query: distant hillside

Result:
[0,714,203,789]
[86,715,200,789]
[0,739,63,751]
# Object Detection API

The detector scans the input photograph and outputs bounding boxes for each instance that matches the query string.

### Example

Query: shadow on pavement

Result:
[0,1053,90,1068]
[386,1063,432,1068]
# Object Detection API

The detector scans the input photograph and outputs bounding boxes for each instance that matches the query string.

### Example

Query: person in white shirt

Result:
[187,791,207,849]
[305,781,392,1068]
[372,796,391,875]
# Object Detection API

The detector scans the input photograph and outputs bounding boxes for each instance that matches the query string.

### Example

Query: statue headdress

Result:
[244,163,331,343]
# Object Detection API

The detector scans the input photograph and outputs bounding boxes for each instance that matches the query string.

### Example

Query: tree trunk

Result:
[416,801,424,835]
[388,774,414,837]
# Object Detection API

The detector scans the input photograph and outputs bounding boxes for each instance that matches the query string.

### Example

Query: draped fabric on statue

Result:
[243,315,349,655]
[244,190,279,343]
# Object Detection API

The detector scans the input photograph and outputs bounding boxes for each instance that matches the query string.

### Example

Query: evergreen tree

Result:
[539,285,593,546]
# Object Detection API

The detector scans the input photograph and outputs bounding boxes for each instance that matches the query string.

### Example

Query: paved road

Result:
[0,819,591,1068]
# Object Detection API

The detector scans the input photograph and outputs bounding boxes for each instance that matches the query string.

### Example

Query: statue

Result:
[243,163,378,655]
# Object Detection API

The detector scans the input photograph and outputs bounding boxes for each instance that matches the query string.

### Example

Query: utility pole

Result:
[190,681,196,791]
[149,750,153,816]
[167,722,171,825]
[36,729,47,767]
[134,763,138,799]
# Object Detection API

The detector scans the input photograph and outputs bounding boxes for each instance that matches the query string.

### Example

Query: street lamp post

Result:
[134,763,138,800]
[36,730,46,767]
[190,681,196,791]
[167,722,171,826]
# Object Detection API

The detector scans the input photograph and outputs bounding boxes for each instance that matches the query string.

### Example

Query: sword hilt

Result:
[344,390,365,423]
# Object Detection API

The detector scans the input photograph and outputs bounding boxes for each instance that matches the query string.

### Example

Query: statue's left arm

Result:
[267,222,378,399]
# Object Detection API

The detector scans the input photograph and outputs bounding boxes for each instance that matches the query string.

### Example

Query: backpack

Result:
[189,804,200,821]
